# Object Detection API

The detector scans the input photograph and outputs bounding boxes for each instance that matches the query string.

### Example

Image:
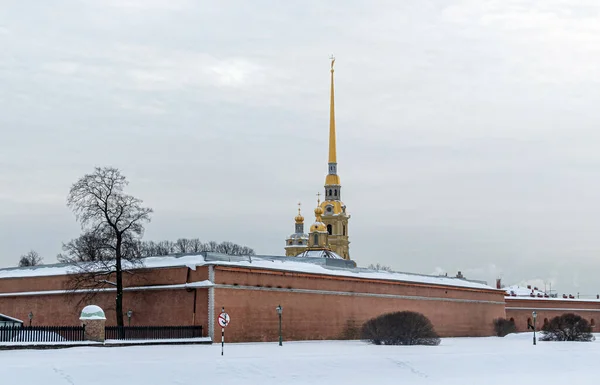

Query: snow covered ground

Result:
[0,333,596,384]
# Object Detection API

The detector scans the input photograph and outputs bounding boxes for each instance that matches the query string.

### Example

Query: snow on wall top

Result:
[503,285,600,302]
[504,285,546,297]
[0,253,496,291]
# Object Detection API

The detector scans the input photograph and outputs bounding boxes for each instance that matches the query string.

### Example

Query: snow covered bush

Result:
[493,318,516,337]
[361,311,440,346]
[541,313,595,342]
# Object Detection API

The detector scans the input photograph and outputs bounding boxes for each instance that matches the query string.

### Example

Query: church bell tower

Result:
[320,56,351,260]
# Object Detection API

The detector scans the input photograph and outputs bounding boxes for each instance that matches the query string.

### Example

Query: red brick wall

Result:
[0,289,208,330]
[213,267,506,342]
[0,264,506,342]
[0,266,210,334]
[506,298,600,331]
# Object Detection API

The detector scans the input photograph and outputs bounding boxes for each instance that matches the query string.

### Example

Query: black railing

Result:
[105,325,203,340]
[0,326,85,342]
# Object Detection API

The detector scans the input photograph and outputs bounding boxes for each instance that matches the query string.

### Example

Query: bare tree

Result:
[139,238,255,257]
[206,240,218,252]
[65,167,152,327]
[139,240,158,258]
[217,241,237,255]
[58,232,112,263]
[18,250,43,267]
[238,246,255,256]
[189,238,203,253]
[155,240,175,255]
[175,238,192,253]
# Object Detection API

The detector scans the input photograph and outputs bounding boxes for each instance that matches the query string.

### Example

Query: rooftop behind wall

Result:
[0,252,492,291]
[203,252,357,269]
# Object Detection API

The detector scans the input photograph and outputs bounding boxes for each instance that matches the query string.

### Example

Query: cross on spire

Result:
[316,192,321,204]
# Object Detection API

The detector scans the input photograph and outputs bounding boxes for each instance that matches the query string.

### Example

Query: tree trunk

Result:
[115,234,124,329]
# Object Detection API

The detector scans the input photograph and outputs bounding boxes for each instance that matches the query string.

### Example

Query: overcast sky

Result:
[2,0,600,296]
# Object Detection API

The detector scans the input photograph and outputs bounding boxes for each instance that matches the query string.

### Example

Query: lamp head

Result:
[532,311,537,318]
[127,310,133,318]
[276,305,282,314]
[28,312,33,320]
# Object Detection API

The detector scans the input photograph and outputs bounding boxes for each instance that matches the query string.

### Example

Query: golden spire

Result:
[295,202,304,223]
[329,54,336,164]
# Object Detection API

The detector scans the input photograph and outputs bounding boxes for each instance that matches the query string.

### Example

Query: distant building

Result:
[285,57,350,259]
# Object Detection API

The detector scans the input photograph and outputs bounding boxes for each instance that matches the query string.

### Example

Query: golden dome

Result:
[310,222,327,233]
[310,196,327,232]
[314,206,324,217]
[295,204,304,224]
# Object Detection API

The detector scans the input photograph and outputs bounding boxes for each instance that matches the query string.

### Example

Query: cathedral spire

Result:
[325,55,341,190]
[329,55,336,164]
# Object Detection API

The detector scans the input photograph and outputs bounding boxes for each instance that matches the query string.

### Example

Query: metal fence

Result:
[0,326,86,342]
[105,325,203,340]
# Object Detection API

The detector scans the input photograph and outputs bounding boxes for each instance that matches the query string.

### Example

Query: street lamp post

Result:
[532,311,537,345]
[28,312,33,327]
[276,305,283,346]
[127,310,133,327]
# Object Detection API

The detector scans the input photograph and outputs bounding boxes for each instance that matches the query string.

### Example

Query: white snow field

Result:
[0,334,596,385]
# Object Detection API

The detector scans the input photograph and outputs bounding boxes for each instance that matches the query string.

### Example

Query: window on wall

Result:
[527,318,531,329]
[343,225,346,236]
[328,189,332,196]
[543,318,549,327]
[335,189,338,196]
[327,224,332,235]
[591,319,596,328]
[509,317,514,323]
[314,234,318,245]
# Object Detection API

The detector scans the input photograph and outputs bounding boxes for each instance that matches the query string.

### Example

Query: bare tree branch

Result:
[63,167,152,327]
[18,250,43,267]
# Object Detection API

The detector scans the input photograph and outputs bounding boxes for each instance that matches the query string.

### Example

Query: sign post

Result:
[218,307,231,356]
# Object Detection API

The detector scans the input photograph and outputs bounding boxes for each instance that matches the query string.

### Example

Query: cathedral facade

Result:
[285,57,351,260]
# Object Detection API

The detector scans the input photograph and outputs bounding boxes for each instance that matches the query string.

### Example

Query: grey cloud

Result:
[1,0,600,296]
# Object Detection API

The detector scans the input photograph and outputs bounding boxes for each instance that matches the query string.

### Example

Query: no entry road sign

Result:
[219,309,231,356]
[218,312,230,328]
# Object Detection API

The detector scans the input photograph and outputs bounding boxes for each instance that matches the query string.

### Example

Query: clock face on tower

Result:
[326,205,333,213]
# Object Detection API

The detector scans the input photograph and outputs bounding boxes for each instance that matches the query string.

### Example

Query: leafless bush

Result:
[361,311,440,346]
[493,318,517,337]
[541,313,594,342]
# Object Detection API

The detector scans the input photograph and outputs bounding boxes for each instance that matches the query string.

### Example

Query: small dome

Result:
[80,305,106,321]
[309,196,327,232]
[295,207,304,224]
[310,221,327,233]
[314,206,324,217]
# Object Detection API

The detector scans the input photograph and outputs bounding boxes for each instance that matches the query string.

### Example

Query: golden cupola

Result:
[295,206,304,224]
[284,202,309,257]
[310,198,328,233]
